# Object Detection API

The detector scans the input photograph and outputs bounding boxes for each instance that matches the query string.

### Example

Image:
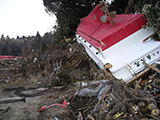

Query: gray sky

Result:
[0,0,56,38]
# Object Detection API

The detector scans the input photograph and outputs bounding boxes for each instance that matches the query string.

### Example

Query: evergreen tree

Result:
[135,0,160,34]
[43,0,100,40]
[32,31,41,51]
[1,41,8,55]
[17,35,20,39]
[1,34,5,40]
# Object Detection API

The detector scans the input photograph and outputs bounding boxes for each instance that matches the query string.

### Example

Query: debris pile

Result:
[11,42,106,87]
[0,57,21,84]
[69,65,160,120]
[0,57,21,68]
[1,41,160,120]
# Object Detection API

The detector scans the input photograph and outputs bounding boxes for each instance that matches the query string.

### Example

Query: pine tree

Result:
[135,0,160,34]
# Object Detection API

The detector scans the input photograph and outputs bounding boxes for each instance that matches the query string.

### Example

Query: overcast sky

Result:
[0,0,56,38]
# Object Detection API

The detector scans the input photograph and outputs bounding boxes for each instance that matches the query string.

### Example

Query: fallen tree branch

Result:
[94,85,112,112]
[87,114,95,120]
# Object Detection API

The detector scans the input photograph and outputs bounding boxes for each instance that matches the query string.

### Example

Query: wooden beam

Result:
[126,63,158,86]
[142,62,160,74]
[143,31,158,42]
[104,63,113,78]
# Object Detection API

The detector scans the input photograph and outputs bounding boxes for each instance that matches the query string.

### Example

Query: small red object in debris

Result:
[38,100,68,112]
[63,100,68,106]
[38,106,46,112]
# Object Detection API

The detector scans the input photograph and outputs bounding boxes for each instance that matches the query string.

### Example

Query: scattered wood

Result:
[71,74,160,119]
[1,34,160,120]
[94,85,111,111]
[143,62,160,74]
[126,63,158,86]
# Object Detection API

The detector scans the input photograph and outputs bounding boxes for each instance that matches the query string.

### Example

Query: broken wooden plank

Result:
[104,63,113,78]
[142,62,160,74]
[126,63,158,86]
[143,31,158,42]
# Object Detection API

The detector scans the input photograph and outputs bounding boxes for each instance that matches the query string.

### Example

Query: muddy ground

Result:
[0,43,102,120]
[0,66,83,120]
[0,84,76,120]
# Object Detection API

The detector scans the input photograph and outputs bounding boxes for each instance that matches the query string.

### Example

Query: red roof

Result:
[76,5,147,51]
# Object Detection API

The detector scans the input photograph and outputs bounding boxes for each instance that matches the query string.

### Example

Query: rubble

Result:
[0,57,21,85]
[0,41,160,120]
[6,42,106,88]
[69,64,160,120]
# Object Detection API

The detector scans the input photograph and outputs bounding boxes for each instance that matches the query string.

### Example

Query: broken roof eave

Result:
[76,5,147,51]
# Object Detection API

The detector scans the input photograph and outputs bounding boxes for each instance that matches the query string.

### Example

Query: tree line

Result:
[0,31,55,56]
[0,34,24,56]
